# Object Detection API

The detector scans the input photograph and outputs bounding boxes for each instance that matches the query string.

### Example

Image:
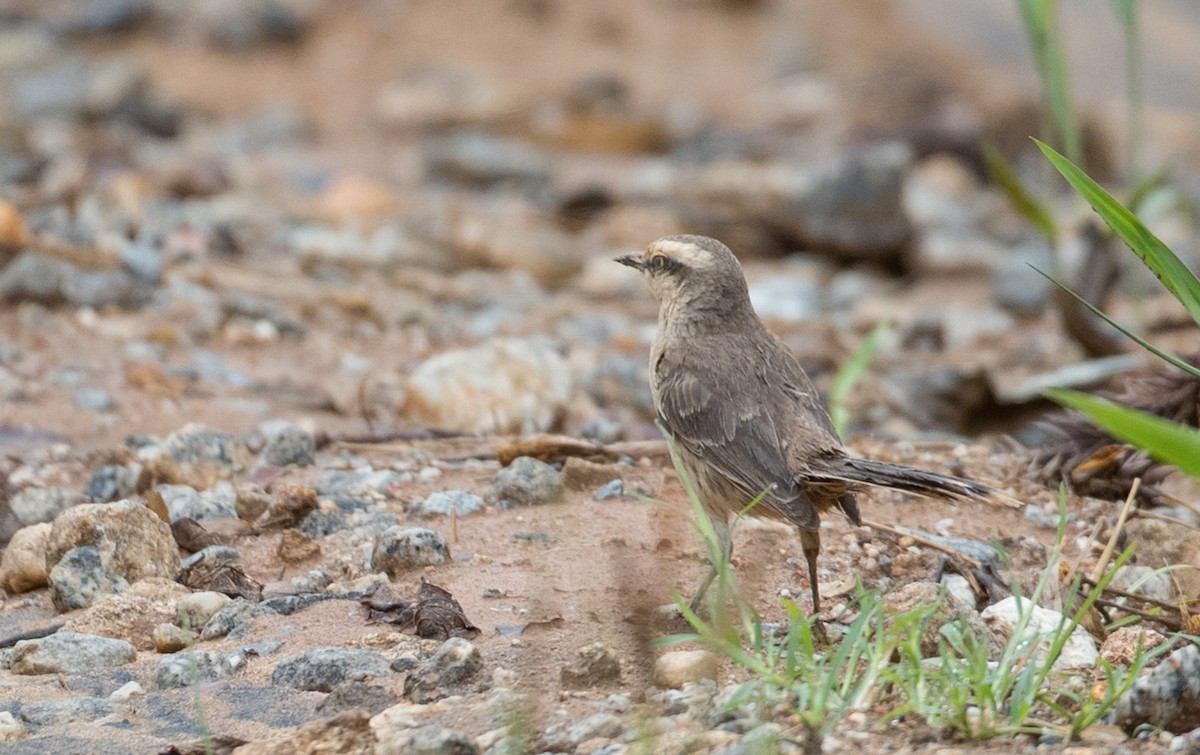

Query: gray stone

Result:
[403,637,484,703]
[177,591,232,630]
[119,239,162,282]
[155,649,246,689]
[386,726,480,755]
[10,486,81,525]
[272,647,391,692]
[189,345,248,381]
[542,712,624,752]
[83,464,141,503]
[1111,565,1174,603]
[164,424,251,468]
[201,596,257,640]
[73,387,117,412]
[156,482,238,522]
[17,697,114,727]
[484,456,564,507]
[561,642,622,689]
[416,490,483,518]
[64,268,147,309]
[10,631,136,675]
[370,526,449,576]
[593,480,625,501]
[257,425,315,467]
[317,469,399,498]
[424,132,552,191]
[315,681,397,716]
[1110,644,1200,734]
[991,243,1055,317]
[747,270,824,323]
[49,545,130,610]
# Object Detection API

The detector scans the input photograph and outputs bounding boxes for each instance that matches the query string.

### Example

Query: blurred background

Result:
[0,0,1197,451]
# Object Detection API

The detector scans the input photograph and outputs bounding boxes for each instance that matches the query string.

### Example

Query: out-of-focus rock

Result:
[370,527,449,577]
[45,500,178,588]
[0,523,51,593]
[374,66,511,130]
[61,577,189,651]
[404,338,571,435]
[424,132,553,192]
[10,632,136,675]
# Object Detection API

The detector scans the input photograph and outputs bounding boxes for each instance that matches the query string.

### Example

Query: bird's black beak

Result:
[615,254,645,270]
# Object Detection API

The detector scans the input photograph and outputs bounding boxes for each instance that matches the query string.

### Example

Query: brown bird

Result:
[617,234,1015,615]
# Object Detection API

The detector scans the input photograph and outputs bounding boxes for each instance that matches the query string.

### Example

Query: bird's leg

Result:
[798,528,828,643]
[688,517,732,614]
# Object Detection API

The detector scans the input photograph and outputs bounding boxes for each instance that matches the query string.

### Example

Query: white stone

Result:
[981,596,1098,671]
[653,649,721,689]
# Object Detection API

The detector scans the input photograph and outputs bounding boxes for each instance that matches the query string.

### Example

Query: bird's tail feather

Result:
[812,457,1020,508]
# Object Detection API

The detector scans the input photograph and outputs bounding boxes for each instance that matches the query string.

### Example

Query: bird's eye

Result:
[649,255,668,271]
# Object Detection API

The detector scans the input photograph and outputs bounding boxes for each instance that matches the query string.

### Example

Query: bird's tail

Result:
[812,457,1020,508]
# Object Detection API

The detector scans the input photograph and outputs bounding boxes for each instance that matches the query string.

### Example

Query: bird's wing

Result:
[655,351,819,529]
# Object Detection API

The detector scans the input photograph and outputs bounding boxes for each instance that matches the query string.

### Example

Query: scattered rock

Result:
[17,697,115,727]
[404,338,571,435]
[256,424,316,468]
[155,648,246,688]
[152,622,193,653]
[83,464,141,503]
[48,544,131,610]
[317,681,398,716]
[371,526,450,576]
[45,500,178,587]
[73,387,117,412]
[10,631,136,675]
[1110,643,1200,734]
[981,595,1098,671]
[0,522,51,593]
[201,596,257,640]
[654,650,721,689]
[276,528,321,563]
[156,481,238,522]
[373,723,476,755]
[1100,626,1167,667]
[163,423,253,471]
[0,710,25,741]
[10,486,81,525]
[424,132,552,191]
[234,711,377,755]
[272,647,391,692]
[541,712,624,752]
[255,483,318,529]
[416,490,483,518]
[403,637,485,703]
[1110,565,1173,603]
[561,642,622,689]
[0,252,71,305]
[61,577,190,652]
[883,580,997,658]
[484,456,564,507]
[177,590,233,629]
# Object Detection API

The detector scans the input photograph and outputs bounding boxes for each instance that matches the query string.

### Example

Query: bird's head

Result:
[615,235,751,317]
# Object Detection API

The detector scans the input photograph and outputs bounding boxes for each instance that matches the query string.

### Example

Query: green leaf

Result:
[829,319,888,437]
[1047,388,1200,478]
[1031,265,1200,381]
[983,142,1056,241]
[1036,139,1200,326]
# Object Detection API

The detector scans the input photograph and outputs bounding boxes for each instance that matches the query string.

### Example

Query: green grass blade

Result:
[1018,0,1081,164]
[983,141,1056,241]
[829,319,888,437]
[1047,388,1200,477]
[1035,140,1200,325]
[1031,266,1200,380]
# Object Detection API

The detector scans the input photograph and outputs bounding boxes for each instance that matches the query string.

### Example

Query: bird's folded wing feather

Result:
[655,358,819,529]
